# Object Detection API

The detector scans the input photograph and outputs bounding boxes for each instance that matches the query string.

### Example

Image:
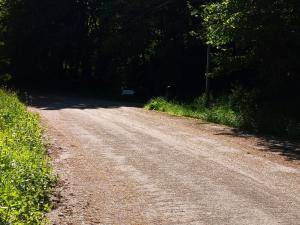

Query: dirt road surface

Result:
[30,95,300,225]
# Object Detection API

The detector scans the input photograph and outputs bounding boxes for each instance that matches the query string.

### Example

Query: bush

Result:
[228,85,258,129]
[145,87,300,139]
[145,96,240,127]
[0,89,54,224]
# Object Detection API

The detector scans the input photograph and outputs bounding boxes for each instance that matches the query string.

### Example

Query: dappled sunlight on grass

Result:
[0,89,55,224]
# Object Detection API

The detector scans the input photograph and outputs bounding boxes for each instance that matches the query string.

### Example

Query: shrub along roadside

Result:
[0,89,55,224]
[145,96,241,126]
[145,93,300,140]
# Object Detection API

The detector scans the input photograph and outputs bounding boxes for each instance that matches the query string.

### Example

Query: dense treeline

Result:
[203,0,300,99]
[0,0,204,97]
[0,0,299,100]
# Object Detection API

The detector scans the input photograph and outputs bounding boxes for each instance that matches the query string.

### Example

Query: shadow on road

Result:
[257,138,300,161]
[29,93,300,162]
[216,129,300,162]
[28,94,142,110]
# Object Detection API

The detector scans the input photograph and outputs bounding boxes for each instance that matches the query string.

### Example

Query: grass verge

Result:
[145,97,240,127]
[145,96,300,139]
[0,89,55,224]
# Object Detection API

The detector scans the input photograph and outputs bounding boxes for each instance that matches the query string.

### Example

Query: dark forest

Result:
[1,0,300,137]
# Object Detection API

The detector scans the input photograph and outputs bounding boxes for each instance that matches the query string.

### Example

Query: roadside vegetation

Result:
[0,89,54,224]
[145,88,300,139]
[146,97,240,126]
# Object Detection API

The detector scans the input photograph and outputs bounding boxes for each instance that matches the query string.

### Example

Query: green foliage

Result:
[145,89,300,139]
[0,89,55,224]
[228,85,258,128]
[0,73,11,83]
[0,0,209,94]
[145,96,240,127]
[202,0,300,83]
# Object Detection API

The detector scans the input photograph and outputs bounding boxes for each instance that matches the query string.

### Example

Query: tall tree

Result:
[202,0,300,96]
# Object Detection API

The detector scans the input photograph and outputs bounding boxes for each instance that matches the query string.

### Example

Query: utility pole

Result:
[205,45,211,107]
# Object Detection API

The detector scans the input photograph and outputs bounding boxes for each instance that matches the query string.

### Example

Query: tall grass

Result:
[145,92,300,139]
[145,96,240,127]
[0,89,54,224]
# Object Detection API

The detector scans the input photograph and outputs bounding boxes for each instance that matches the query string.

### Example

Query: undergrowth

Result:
[0,89,55,224]
[145,91,300,139]
[145,96,240,127]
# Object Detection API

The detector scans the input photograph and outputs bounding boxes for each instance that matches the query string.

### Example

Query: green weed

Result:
[145,94,300,139]
[0,89,55,224]
[145,97,240,126]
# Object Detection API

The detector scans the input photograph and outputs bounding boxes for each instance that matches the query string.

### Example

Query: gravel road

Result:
[30,95,300,225]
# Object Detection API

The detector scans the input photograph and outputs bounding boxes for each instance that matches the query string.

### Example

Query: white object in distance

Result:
[121,88,135,96]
